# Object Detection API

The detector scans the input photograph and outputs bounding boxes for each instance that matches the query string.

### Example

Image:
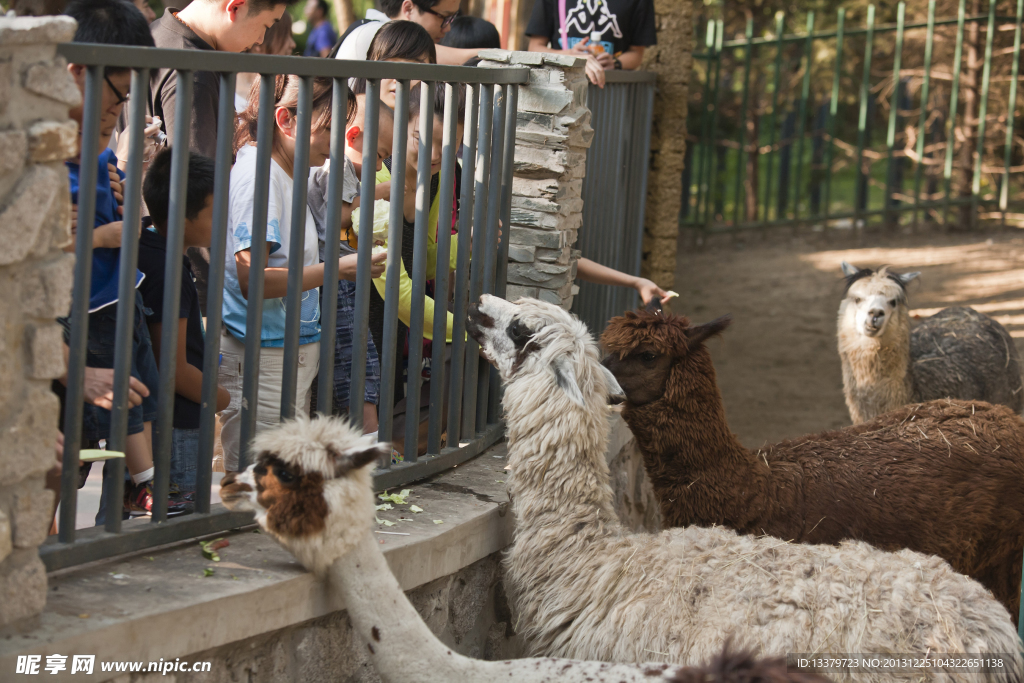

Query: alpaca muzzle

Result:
[466,303,491,346]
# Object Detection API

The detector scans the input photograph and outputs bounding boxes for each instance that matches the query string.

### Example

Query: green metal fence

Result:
[683,0,1024,236]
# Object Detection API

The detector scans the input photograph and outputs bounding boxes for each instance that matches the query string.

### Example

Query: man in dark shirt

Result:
[149,0,298,313]
[526,0,656,85]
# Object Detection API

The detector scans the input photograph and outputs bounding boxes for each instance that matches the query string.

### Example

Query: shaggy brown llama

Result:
[601,308,1024,624]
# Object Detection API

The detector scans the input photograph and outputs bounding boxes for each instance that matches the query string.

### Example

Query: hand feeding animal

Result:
[468,293,1023,681]
[218,416,827,683]
[837,262,1022,424]
[601,305,1024,625]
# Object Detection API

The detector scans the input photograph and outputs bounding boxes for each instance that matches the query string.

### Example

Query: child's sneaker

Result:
[124,480,188,517]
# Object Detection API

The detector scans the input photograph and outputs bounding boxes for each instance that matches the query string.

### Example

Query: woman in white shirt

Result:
[218,75,384,472]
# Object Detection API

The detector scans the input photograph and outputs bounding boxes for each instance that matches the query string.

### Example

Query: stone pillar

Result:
[479,50,593,310]
[0,15,79,627]
[639,0,693,294]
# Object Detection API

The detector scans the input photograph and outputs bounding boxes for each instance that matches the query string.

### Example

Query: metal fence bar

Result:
[316,77,350,419]
[280,76,314,420]
[970,0,997,230]
[446,84,479,446]
[1001,0,1023,226]
[791,12,815,223]
[104,67,148,533]
[477,84,506,434]
[488,83,518,424]
[195,72,236,514]
[377,79,411,451]
[942,0,968,228]
[703,20,724,229]
[427,82,459,456]
[732,18,754,227]
[461,84,494,439]
[762,14,785,226]
[58,66,104,543]
[348,79,381,431]
[692,13,999,50]
[854,5,876,232]
[693,21,717,221]
[237,74,276,471]
[821,8,846,225]
[58,44,530,83]
[152,71,193,522]
[912,0,937,231]
[883,2,907,230]
[403,81,436,463]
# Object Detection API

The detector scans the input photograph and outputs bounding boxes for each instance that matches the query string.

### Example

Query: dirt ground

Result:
[673,231,1024,449]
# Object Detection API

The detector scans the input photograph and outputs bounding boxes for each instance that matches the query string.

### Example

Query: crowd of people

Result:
[50,0,666,529]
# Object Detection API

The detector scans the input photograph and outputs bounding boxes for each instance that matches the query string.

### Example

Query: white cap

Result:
[590,30,602,42]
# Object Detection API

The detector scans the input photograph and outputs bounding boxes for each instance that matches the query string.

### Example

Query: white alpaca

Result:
[467,293,1024,683]
[219,417,826,683]
[838,262,1023,423]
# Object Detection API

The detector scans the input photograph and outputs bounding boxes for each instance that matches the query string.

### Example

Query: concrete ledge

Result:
[0,441,515,680]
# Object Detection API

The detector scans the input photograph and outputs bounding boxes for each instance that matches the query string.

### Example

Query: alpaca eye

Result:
[640,352,657,362]
[888,299,897,308]
[508,320,533,345]
[854,297,862,305]
[275,467,296,484]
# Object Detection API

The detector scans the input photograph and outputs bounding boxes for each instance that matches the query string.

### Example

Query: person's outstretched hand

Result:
[82,368,149,409]
[339,251,388,281]
[635,278,672,305]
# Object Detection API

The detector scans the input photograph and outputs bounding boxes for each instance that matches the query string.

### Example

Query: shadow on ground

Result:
[673,231,1024,449]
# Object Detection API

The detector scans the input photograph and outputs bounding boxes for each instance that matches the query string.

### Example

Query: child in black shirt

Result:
[138,149,230,507]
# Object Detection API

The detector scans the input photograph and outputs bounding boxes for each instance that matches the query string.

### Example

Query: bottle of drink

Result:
[588,30,605,54]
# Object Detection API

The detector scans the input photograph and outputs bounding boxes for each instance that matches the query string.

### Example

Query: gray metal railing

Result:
[571,70,656,337]
[44,44,527,571]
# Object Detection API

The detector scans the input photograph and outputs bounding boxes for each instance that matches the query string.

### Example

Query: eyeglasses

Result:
[420,6,459,28]
[105,75,129,106]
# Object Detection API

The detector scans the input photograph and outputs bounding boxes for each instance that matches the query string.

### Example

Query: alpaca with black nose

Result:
[838,262,1022,423]
[470,294,1023,680]
[219,415,828,683]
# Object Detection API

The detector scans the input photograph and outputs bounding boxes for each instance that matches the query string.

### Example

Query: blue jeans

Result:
[330,279,381,413]
[169,427,200,493]
[59,291,160,440]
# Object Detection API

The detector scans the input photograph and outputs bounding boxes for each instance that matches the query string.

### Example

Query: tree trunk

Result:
[333,0,356,33]
[957,0,982,228]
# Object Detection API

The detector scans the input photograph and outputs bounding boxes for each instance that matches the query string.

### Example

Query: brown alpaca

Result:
[601,309,1024,625]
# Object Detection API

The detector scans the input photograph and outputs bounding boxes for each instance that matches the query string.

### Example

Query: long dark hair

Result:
[366,20,437,64]
[234,74,334,154]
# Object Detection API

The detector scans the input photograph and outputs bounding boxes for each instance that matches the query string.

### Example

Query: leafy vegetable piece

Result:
[203,568,215,577]
[375,516,396,527]
[375,503,394,511]
[433,520,444,525]
[409,504,423,513]
[378,488,413,505]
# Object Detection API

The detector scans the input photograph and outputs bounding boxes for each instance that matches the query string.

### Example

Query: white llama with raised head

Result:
[838,262,1023,423]
[467,293,1024,683]
[219,417,827,683]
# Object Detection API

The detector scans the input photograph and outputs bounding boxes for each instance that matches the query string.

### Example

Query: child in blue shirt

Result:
[60,0,184,518]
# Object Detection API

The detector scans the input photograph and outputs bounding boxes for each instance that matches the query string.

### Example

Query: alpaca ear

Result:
[328,443,389,477]
[841,261,860,277]
[897,271,920,285]
[599,364,625,405]
[686,315,732,351]
[552,358,586,408]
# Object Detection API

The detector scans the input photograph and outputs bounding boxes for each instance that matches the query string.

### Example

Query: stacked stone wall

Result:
[479,50,594,310]
[0,15,78,628]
